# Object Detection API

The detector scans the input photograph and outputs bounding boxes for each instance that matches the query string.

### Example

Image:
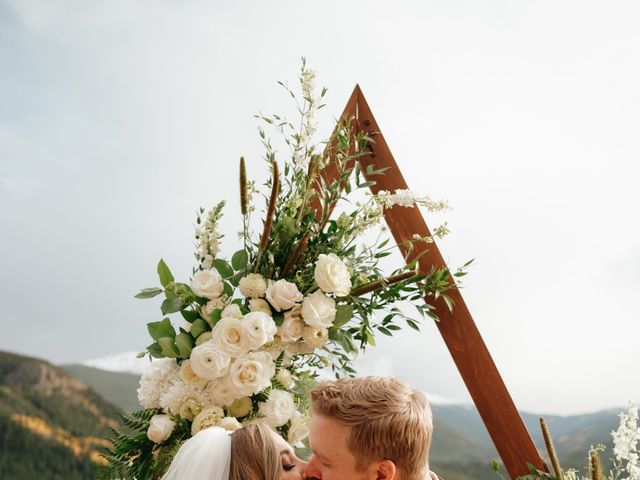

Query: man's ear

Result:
[376,459,396,480]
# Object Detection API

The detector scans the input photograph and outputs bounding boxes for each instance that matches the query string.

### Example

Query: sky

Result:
[1,0,639,416]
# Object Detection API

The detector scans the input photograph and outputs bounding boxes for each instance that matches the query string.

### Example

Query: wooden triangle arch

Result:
[318,85,546,479]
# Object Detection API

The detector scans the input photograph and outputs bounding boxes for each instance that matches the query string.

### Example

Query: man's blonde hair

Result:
[311,376,433,480]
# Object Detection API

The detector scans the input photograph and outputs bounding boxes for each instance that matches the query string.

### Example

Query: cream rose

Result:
[221,303,243,319]
[243,311,277,349]
[218,416,242,432]
[226,396,253,418]
[265,279,303,312]
[191,268,224,299]
[147,414,175,443]
[189,341,230,380]
[314,253,352,296]
[239,273,268,299]
[179,360,206,384]
[288,411,310,446]
[201,297,225,323]
[302,325,329,350]
[258,390,295,428]
[228,352,275,397]
[212,317,251,358]
[206,376,237,407]
[278,306,305,343]
[249,298,272,315]
[191,405,225,435]
[301,290,336,329]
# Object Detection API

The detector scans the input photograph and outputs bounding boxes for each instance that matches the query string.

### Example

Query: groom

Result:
[303,376,442,480]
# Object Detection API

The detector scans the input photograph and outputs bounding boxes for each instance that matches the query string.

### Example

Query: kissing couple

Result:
[161,375,442,480]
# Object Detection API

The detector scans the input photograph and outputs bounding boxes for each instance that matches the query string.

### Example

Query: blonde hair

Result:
[230,423,281,480]
[311,376,433,480]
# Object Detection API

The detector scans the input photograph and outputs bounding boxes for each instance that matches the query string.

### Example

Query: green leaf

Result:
[161,296,182,315]
[223,281,233,297]
[147,342,163,358]
[209,309,222,325]
[273,311,284,327]
[175,332,194,358]
[212,259,234,278]
[135,287,163,299]
[333,305,353,328]
[147,318,176,340]
[181,309,200,322]
[190,318,210,338]
[231,249,248,271]
[157,259,174,287]
[158,337,179,358]
[364,329,376,346]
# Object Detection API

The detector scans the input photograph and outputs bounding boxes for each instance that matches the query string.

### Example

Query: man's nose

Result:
[304,455,322,479]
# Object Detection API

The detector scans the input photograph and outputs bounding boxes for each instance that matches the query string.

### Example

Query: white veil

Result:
[161,427,231,480]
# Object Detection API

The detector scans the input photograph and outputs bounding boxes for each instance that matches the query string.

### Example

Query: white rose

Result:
[276,368,295,389]
[265,279,303,312]
[288,411,310,446]
[302,325,329,350]
[191,405,225,435]
[301,291,336,329]
[206,376,237,407]
[219,416,242,432]
[179,360,206,384]
[147,414,175,443]
[191,268,224,299]
[243,311,277,349]
[227,396,253,418]
[212,317,251,358]
[278,306,305,343]
[249,298,272,315]
[190,341,230,380]
[239,273,268,299]
[221,303,243,319]
[228,351,275,397]
[314,253,352,296]
[258,390,295,428]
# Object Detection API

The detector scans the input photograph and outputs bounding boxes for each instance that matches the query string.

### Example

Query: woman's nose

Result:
[304,455,322,479]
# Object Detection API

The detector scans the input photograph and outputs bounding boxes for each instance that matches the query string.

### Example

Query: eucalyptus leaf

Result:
[157,259,174,287]
[231,249,248,271]
[135,288,163,299]
[333,305,353,328]
[158,337,179,358]
[175,332,194,358]
[212,259,234,278]
[190,318,210,338]
[147,342,163,358]
[160,296,182,315]
[147,318,176,340]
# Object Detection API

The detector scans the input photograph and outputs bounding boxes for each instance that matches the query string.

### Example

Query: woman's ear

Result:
[376,459,396,480]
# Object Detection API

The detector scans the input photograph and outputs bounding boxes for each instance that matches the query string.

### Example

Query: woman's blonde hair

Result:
[311,376,433,480]
[229,423,280,480]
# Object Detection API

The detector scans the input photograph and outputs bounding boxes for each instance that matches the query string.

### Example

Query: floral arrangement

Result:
[98,60,464,480]
[494,405,640,480]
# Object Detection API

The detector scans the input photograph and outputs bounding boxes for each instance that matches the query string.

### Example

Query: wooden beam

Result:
[340,85,545,479]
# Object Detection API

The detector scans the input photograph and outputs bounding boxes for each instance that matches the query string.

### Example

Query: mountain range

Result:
[0,349,625,480]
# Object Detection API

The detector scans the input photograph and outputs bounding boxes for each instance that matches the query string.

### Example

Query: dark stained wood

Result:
[333,85,546,479]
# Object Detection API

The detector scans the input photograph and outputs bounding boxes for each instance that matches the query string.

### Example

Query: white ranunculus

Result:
[219,416,242,432]
[249,298,272,315]
[147,414,175,443]
[239,273,268,299]
[212,317,251,358]
[191,405,225,435]
[301,290,336,329]
[276,368,295,389]
[221,303,243,319]
[137,358,179,409]
[226,396,253,418]
[288,411,310,446]
[258,390,295,428]
[314,253,352,296]
[179,360,206,384]
[265,279,303,312]
[278,306,305,343]
[243,311,277,349]
[189,341,230,380]
[228,352,275,397]
[191,268,224,299]
[206,376,237,407]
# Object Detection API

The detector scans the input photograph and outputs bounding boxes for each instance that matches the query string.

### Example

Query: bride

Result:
[161,422,307,480]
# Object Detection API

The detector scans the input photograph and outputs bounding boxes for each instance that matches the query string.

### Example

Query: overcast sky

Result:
[1,0,639,415]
